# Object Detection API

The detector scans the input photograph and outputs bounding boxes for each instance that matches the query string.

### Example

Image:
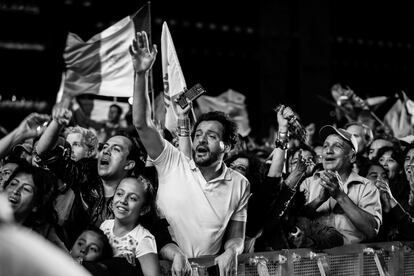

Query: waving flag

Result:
[196,89,251,137]
[161,22,187,132]
[61,3,150,98]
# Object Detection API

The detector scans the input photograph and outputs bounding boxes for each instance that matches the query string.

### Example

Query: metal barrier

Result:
[159,241,414,276]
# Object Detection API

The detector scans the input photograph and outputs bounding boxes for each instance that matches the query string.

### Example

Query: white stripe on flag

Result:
[161,22,187,131]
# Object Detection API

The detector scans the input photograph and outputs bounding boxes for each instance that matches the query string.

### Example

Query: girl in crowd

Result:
[100,176,161,276]
[1,162,66,250]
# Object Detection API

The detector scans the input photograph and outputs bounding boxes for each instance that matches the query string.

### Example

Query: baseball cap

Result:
[319,125,358,153]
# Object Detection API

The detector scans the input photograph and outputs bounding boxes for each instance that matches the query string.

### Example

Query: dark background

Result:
[1,0,413,139]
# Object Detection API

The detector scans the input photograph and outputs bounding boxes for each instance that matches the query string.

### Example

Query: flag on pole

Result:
[161,22,187,132]
[61,3,151,98]
[384,91,414,138]
[196,89,251,137]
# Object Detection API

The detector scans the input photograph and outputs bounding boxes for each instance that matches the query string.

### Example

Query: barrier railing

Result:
[159,241,414,276]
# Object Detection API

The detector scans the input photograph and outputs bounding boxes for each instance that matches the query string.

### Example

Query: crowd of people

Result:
[1,30,414,276]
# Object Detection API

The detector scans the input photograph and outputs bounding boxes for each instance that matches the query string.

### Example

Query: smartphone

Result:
[176,83,206,109]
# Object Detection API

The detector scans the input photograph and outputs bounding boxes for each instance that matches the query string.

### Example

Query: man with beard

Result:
[35,106,192,276]
[300,125,382,244]
[130,32,250,276]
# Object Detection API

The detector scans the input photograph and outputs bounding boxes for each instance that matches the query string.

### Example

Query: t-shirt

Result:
[149,140,250,257]
[100,220,157,259]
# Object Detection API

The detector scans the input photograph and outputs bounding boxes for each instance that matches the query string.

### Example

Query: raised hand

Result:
[276,104,294,131]
[16,113,50,139]
[52,104,72,126]
[173,97,192,118]
[129,31,157,74]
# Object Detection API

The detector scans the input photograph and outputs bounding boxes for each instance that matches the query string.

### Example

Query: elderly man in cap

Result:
[300,125,382,244]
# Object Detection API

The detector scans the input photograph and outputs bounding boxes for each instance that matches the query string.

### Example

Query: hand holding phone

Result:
[176,84,206,109]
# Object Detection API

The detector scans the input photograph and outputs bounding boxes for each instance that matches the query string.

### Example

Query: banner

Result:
[161,22,187,132]
[61,3,150,98]
[196,89,251,137]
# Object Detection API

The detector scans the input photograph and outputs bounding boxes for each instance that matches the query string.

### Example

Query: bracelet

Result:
[177,117,190,129]
[277,131,288,141]
[274,138,288,150]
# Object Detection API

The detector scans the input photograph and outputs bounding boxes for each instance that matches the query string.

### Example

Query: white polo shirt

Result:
[150,140,250,257]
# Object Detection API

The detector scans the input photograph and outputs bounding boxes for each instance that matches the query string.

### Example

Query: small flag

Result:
[161,22,187,132]
[61,3,150,98]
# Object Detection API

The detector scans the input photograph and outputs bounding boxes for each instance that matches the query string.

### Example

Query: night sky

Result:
[1,0,413,137]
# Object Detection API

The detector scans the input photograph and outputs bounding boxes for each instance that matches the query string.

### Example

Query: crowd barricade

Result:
[159,241,414,276]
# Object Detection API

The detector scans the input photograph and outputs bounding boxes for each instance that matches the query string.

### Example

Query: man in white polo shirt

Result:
[130,32,250,276]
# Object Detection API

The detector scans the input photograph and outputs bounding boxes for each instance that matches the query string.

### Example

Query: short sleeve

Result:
[148,139,188,181]
[359,182,382,233]
[230,178,251,222]
[135,234,157,257]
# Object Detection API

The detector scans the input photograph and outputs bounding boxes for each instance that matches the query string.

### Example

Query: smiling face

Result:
[66,133,89,162]
[70,230,104,262]
[97,136,133,181]
[322,134,354,173]
[192,120,226,167]
[113,177,147,226]
[5,172,36,222]
[379,150,400,180]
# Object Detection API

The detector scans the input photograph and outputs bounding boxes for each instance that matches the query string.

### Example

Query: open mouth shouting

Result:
[99,156,110,167]
[195,145,209,158]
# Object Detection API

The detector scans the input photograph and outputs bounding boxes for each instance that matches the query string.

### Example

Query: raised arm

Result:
[267,105,293,177]
[0,113,49,159]
[174,100,192,159]
[35,104,72,157]
[130,31,164,160]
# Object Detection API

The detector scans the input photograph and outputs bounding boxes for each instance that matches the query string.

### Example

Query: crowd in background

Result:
[1,31,414,276]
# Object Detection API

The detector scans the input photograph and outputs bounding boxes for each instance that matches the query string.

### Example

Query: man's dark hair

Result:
[109,104,123,116]
[191,111,239,149]
[113,131,145,175]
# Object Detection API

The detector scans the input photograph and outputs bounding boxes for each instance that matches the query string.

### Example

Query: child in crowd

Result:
[70,226,113,263]
[100,176,161,276]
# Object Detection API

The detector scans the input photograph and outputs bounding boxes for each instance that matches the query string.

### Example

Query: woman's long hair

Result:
[3,163,59,229]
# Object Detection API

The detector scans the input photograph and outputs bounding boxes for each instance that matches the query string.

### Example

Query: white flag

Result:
[161,22,187,132]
